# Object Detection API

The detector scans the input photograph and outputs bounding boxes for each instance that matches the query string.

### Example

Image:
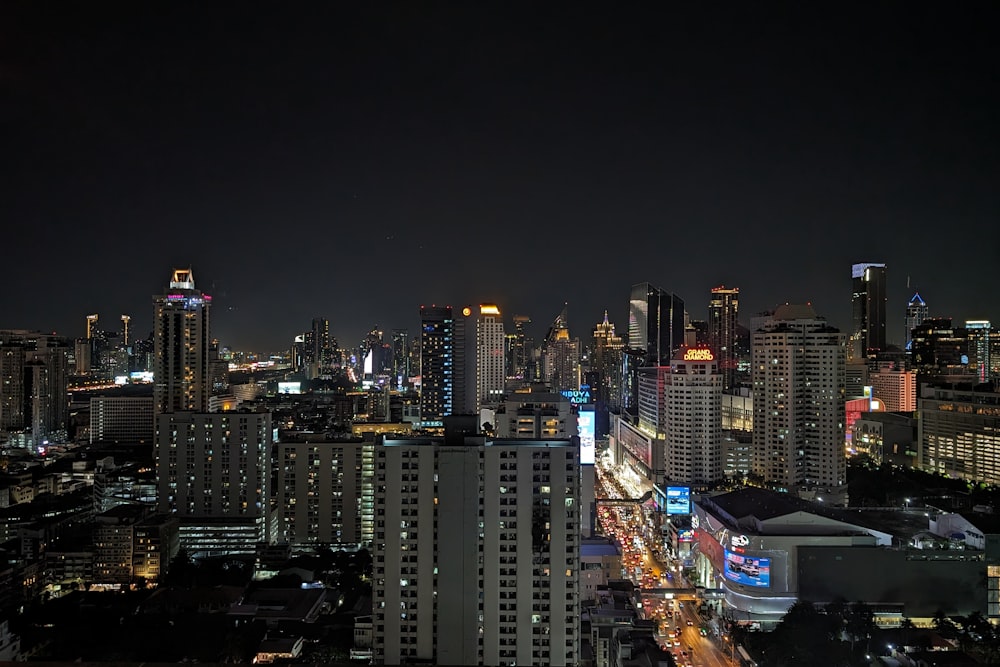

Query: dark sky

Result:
[3,3,999,351]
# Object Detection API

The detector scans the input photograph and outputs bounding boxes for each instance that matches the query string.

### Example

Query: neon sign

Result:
[683,348,715,361]
[731,534,749,548]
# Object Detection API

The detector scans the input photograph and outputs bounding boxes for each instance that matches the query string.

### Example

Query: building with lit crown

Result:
[476,304,506,409]
[665,347,722,487]
[904,292,928,351]
[153,268,212,415]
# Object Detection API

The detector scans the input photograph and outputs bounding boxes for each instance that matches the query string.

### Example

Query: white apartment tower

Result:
[665,347,723,486]
[373,429,581,666]
[477,304,507,409]
[752,304,847,504]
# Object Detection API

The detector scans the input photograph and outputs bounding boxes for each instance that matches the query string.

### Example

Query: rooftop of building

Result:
[581,537,621,558]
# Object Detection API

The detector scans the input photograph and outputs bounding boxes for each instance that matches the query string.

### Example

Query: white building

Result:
[155,410,272,555]
[477,304,506,409]
[870,362,917,412]
[665,347,722,486]
[751,304,847,505]
[373,426,581,666]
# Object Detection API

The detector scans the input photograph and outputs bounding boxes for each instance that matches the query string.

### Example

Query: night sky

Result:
[3,4,999,351]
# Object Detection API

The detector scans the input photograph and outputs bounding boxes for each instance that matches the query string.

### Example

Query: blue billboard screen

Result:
[665,486,690,515]
[578,408,595,464]
[724,550,771,588]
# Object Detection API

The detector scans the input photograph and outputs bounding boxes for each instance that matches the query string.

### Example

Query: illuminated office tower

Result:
[542,304,580,393]
[592,311,625,411]
[506,315,531,380]
[708,286,740,391]
[453,307,477,414]
[966,320,993,382]
[850,262,887,359]
[752,304,847,504]
[391,329,410,388]
[904,292,928,351]
[419,305,454,426]
[153,268,212,415]
[628,282,686,366]
[665,347,722,487]
[373,427,580,666]
[476,304,506,408]
[155,410,272,555]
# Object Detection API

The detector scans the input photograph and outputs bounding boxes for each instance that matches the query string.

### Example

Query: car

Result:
[686,620,694,626]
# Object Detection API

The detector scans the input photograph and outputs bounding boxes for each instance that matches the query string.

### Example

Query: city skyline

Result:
[4,4,999,350]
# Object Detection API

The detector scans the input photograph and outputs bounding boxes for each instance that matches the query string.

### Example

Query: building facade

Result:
[751,305,847,504]
[628,283,685,366]
[850,262,887,360]
[708,286,740,392]
[919,386,1000,486]
[418,305,454,427]
[153,268,212,415]
[372,430,581,666]
[665,347,722,487]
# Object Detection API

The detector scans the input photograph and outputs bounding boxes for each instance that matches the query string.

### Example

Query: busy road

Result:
[596,460,735,667]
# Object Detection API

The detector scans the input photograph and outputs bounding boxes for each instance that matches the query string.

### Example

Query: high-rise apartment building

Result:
[592,312,624,412]
[708,286,740,391]
[752,304,847,504]
[372,425,580,666]
[153,268,212,415]
[155,410,272,555]
[904,292,928,351]
[476,304,506,409]
[665,347,723,487]
[628,283,685,366]
[419,305,454,426]
[273,439,374,548]
[391,329,410,388]
[506,315,532,381]
[850,262,887,359]
[90,395,155,444]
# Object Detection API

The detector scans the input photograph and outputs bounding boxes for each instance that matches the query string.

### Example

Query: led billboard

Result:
[665,486,691,515]
[277,381,302,395]
[724,550,771,588]
[578,407,595,464]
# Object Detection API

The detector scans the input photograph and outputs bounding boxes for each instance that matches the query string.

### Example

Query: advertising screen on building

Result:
[277,381,302,395]
[665,486,691,515]
[578,407,595,464]
[678,528,694,542]
[724,550,771,588]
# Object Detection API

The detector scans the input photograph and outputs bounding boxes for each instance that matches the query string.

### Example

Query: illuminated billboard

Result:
[277,381,302,395]
[678,528,694,542]
[665,486,691,515]
[578,407,595,464]
[724,550,771,588]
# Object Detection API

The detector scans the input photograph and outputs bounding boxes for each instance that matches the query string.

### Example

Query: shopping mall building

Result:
[689,487,998,629]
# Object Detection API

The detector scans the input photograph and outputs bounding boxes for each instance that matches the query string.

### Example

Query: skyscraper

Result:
[965,320,993,382]
[476,304,506,409]
[542,304,580,393]
[708,285,740,392]
[373,426,580,666]
[506,314,531,381]
[391,328,410,388]
[665,346,723,487]
[628,282,685,365]
[153,268,212,415]
[592,311,624,412]
[752,304,847,504]
[850,262,887,359]
[419,305,454,426]
[904,292,928,351]
[0,330,70,446]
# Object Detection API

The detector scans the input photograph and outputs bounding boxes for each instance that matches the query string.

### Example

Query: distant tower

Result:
[506,314,532,380]
[476,304,506,409]
[708,286,740,391]
[904,292,928,351]
[965,320,993,382]
[86,314,99,339]
[628,282,685,365]
[419,305,454,426]
[391,329,410,388]
[592,311,625,411]
[752,304,847,504]
[542,304,581,393]
[850,262,887,359]
[120,315,131,347]
[153,268,212,415]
